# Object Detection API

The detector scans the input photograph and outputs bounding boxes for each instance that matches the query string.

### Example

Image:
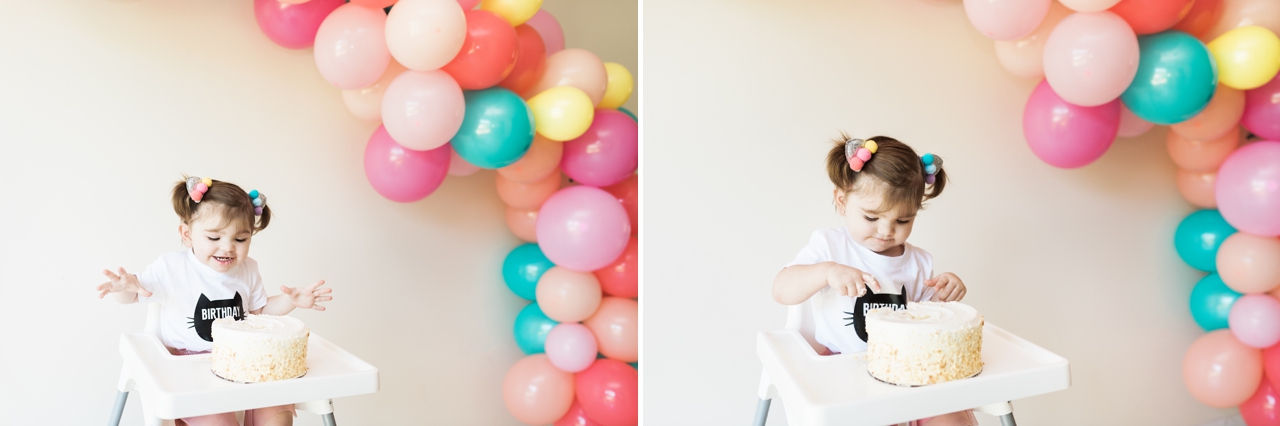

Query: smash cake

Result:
[865,301,983,386]
[211,314,309,383]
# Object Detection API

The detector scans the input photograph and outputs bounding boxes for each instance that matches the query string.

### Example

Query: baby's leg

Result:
[919,410,978,426]
[178,413,238,426]
[245,404,296,426]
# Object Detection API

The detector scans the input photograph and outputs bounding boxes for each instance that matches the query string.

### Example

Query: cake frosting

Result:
[865,301,983,386]
[211,314,309,383]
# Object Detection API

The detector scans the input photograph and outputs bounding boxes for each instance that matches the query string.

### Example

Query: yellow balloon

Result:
[1207,26,1280,90]
[527,86,595,142]
[479,0,542,26]
[598,62,634,110]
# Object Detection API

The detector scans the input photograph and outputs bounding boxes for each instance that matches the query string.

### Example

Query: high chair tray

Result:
[756,323,1069,426]
[119,332,378,419]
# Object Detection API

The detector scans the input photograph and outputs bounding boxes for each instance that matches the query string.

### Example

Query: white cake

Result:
[865,301,983,386]
[211,314,309,383]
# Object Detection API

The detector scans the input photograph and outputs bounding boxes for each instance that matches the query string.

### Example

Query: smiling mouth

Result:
[213,256,234,265]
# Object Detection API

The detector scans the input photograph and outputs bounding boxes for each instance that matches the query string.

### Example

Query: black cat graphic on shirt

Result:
[187,292,246,342]
[843,286,907,343]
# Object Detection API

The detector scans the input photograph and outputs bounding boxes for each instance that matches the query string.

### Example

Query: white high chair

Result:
[108,303,379,426]
[753,301,1070,426]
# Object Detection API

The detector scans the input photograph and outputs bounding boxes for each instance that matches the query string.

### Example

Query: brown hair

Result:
[825,134,947,212]
[170,176,271,234]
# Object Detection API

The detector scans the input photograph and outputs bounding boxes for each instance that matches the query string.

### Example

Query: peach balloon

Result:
[1176,169,1219,208]
[496,169,561,210]
[1167,128,1240,172]
[1204,0,1280,42]
[506,206,539,242]
[385,0,467,71]
[536,267,603,323]
[528,49,608,106]
[1060,0,1120,12]
[585,297,638,363]
[1117,104,1155,137]
[502,354,576,425]
[994,1,1072,79]
[448,147,480,176]
[342,60,407,122]
[1217,233,1280,294]
[1184,329,1263,407]
[499,135,564,184]
[1172,84,1245,141]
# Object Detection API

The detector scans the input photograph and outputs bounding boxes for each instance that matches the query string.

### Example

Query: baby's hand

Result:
[926,272,966,302]
[281,280,332,311]
[96,267,152,299]
[826,263,882,298]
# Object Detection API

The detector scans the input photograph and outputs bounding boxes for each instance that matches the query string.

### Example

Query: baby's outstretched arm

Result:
[253,280,333,315]
[96,267,152,303]
[925,272,967,302]
[773,262,882,305]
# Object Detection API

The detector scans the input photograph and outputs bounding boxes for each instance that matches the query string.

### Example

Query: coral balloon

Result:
[351,0,396,7]
[506,206,539,242]
[962,0,1051,40]
[561,110,639,187]
[1060,0,1120,12]
[1167,128,1240,172]
[313,3,391,89]
[575,359,638,426]
[1173,0,1224,38]
[1117,104,1154,137]
[503,354,575,425]
[545,323,598,373]
[452,88,536,169]
[254,0,344,49]
[555,400,604,426]
[1242,74,1280,140]
[1183,329,1263,407]
[536,267,603,323]
[528,86,596,142]
[1265,343,1280,391]
[1023,80,1120,168]
[1231,294,1280,347]
[1108,0,1194,34]
[537,186,632,272]
[448,148,480,176]
[599,63,635,109]
[381,70,466,151]
[500,25,549,96]
[1205,0,1280,43]
[1208,26,1280,90]
[480,0,541,26]
[343,60,407,122]
[497,169,562,210]
[385,0,467,71]
[1122,30,1218,125]
[363,126,451,202]
[1218,233,1280,294]
[602,174,638,235]
[1217,141,1280,236]
[525,9,565,54]
[500,135,563,184]
[441,10,520,90]
[1242,380,1280,426]
[1171,84,1245,141]
[530,49,608,106]
[1043,11,1139,106]
[595,238,637,298]
[585,297,638,362]
[1177,169,1219,208]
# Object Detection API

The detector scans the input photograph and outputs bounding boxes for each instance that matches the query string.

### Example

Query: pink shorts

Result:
[165,348,297,426]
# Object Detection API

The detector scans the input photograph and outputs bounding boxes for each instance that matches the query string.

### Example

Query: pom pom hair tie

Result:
[921,153,941,185]
[185,176,213,203]
[845,138,879,172]
[248,189,267,216]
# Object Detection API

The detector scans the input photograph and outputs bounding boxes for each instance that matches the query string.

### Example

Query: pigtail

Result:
[254,204,272,234]
[825,131,859,192]
[171,175,197,224]
[924,155,947,202]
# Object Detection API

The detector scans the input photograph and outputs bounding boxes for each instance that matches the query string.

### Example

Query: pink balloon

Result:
[561,110,639,187]
[1183,329,1263,408]
[1217,141,1280,236]
[555,400,604,426]
[1242,380,1280,426]
[1043,11,1140,106]
[506,206,539,242]
[1243,74,1280,141]
[1176,169,1218,208]
[458,0,480,9]
[575,359,638,426]
[1232,294,1280,347]
[525,9,565,55]
[313,3,391,89]
[448,147,480,176]
[963,0,1051,40]
[497,169,562,210]
[363,126,451,202]
[1217,233,1280,294]
[1060,0,1121,12]
[385,0,467,71]
[254,0,344,49]
[584,297,638,363]
[503,354,576,425]
[537,186,631,272]
[536,267,604,323]
[1166,128,1240,173]
[381,70,466,151]
[994,1,1073,79]
[545,323,599,373]
[1023,80,1121,168]
[1173,84,1246,141]
[1117,104,1155,137]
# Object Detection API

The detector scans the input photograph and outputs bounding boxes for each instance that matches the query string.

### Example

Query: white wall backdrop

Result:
[643,0,1228,425]
[0,0,634,424]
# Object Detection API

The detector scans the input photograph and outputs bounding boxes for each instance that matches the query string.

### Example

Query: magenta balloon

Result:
[1023,80,1121,168]
[525,9,565,54]
[314,3,391,89]
[254,0,345,49]
[537,186,631,272]
[1216,141,1280,236]
[363,125,451,202]
[1243,74,1280,141]
[1231,294,1280,348]
[561,110,639,188]
[1043,11,1140,106]
[962,0,1051,40]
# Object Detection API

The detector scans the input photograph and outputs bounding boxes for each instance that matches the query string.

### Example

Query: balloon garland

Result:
[253,1,637,424]
[960,0,1280,420]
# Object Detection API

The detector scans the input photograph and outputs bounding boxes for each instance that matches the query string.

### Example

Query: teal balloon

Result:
[1174,209,1236,271]
[1121,30,1218,125]
[451,88,535,169]
[1190,273,1241,331]
[513,302,558,355]
[618,107,637,122]
[629,362,638,370]
[502,243,554,301]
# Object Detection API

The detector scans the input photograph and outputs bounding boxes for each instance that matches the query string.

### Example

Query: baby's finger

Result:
[852,281,865,298]
[953,288,966,301]
[308,280,326,291]
[138,287,153,297]
[312,304,326,311]
[316,288,333,295]
[98,288,109,298]
[935,285,952,302]
[280,286,294,295]
[103,269,120,281]
[316,296,333,302]
[862,275,882,293]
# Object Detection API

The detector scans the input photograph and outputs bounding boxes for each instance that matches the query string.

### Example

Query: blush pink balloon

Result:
[1217,141,1280,236]
[526,9,565,54]
[342,60,407,122]
[1117,104,1155,137]
[555,400,604,426]
[1176,169,1219,208]
[575,359,638,426]
[1173,84,1246,141]
[1217,233,1280,294]
[254,0,344,49]
[500,135,564,183]
[363,126,451,202]
[1060,0,1121,12]
[963,0,1051,40]
[994,1,1072,79]
[1167,128,1240,172]
[1243,74,1280,141]
[1023,80,1121,168]
[1043,11,1140,106]
[1205,0,1280,42]
[561,110,639,187]
[585,297,638,363]
[313,3,391,89]
[503,354,575,425]
[536,267,604,323]
[1241,380,1280,426]
[385,0,468,71]
[529,49,608,106]
[448,148,480,176]
[381,70,466,151]
[497,169,562,210]
[506,206,539,242]
[1183,329,1263,408]
[458,0,480,9]
[545,323,599,373]
[537,186,632,272]
[1231,294,1280,347]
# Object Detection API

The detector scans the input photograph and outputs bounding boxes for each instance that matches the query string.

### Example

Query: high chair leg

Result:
[976,401,1016,426]
[753,398,771,426]
[107,390,128,426]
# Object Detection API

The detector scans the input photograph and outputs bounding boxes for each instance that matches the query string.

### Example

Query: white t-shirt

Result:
[136,249,268,352]
[786,228,936,354]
